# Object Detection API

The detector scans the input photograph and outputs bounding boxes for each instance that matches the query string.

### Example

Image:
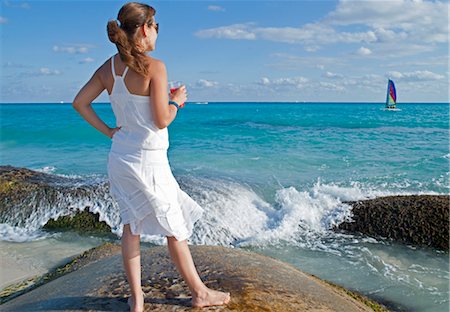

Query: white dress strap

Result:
[122,66,129,78]
[111,56,116,79]
[112,55,129,79]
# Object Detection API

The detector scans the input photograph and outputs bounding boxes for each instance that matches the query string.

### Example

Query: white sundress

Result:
[106,55,203,241]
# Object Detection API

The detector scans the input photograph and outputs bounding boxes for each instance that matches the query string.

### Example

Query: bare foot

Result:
[127,291,144,312]
[192,287,231,308]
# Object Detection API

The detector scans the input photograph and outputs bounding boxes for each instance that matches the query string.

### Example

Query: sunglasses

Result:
[146,21,159,34]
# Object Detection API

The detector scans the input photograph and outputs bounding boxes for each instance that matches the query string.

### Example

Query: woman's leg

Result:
[166,236,231,307]
[122,224,144,311]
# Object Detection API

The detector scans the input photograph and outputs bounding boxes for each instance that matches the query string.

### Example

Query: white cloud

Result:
[37,67,61,76]
[197,23,377,45]
[319,82,345,91]
[260,77,271,86]
[258,76,309,88]
[386,70,445,81]
[208,5,225,12]
[225,83,243,93]
[3,1,30,9]
[386,56,448,68]
[260,73,390,93]
[16,67,61,78]
[195,0,448,57]
[256,74,388,95]
[356,46,372,56]
[3,61,31,69]
[268,53,347,71]
[323,71,344,79]
[53,44,91,54]
[196,79,218,88]
[195,23,256,40]
[79,57,95,64]
[373,28,404,42]
[0,16,8,24]
[326,0,449,44]
[366,43,435,58]
[305,46,320,52]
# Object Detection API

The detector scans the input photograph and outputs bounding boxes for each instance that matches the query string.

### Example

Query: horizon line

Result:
[1,101,449,105]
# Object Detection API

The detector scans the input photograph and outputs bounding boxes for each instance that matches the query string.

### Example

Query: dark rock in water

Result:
[0,165,113,235]
[1,244,387,311]
[337,195,449,251]
[43,209,112,235]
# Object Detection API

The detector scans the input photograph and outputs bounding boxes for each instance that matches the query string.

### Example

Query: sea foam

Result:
[0,173,433,247]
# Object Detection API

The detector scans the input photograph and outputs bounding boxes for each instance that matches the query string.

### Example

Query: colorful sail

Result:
[385,79,397,108]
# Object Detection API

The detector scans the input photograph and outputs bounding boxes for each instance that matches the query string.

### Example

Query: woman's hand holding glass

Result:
[169,81,186,108]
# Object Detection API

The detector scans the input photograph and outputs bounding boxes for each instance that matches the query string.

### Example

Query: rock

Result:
[338,195,449,251]
[43,210,112,235]
[0,242,122,303]
[0,243,387,311]
[0,165,113,235]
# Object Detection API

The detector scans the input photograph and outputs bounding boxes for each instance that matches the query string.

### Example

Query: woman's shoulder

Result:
[147,56,164,67]
[95,56,115,75]
[146,56,166,75]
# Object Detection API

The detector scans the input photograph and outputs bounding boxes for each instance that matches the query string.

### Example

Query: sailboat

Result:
[383,79,401,111]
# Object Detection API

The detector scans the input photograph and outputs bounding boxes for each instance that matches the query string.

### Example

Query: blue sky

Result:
[1,0,448,103]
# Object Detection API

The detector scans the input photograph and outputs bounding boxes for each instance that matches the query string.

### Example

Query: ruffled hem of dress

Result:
[127,206,203,241]
[109,164,204,241]
[124,191,204,241]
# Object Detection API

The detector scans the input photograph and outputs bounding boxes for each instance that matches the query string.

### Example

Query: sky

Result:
[0,0,448,103]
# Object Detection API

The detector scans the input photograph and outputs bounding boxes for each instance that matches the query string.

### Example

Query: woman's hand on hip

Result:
[108,126,122,139]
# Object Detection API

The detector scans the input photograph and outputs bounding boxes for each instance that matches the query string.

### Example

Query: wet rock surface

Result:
[1,244,385,311]
[338,195,449,251]
[0,165,113,234]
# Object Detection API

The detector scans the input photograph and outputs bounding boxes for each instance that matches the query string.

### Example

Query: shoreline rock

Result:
[44,194,450,251]
[337,195,449,251]
[0,242,122,304]
[0,165,114,235]
[43,210,113,236]
[0,243,389,312]
[1,165,448,252]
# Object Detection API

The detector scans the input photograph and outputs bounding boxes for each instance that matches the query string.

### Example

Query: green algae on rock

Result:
[43,209,113,235]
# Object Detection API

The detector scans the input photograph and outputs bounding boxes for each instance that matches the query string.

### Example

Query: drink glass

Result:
[169,81,185,107]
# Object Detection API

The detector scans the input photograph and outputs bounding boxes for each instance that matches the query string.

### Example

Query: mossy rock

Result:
[0,165,116,236]
[43,209,113,235]
[338,195,449,251]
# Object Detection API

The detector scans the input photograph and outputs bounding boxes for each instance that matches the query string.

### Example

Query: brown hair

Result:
[107,2,156,77]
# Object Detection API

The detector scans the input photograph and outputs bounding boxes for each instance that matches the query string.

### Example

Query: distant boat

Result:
[193,102,208,105]
[383,79,401,111]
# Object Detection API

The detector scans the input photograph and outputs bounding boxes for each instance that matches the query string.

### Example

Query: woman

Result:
[72,2,230,311]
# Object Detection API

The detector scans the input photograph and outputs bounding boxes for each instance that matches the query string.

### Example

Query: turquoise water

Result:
[1,102,449,311]
[1,103,448,193]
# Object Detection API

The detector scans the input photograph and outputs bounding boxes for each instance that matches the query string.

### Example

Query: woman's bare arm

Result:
[72,67,116,138]
[149,60,179,129]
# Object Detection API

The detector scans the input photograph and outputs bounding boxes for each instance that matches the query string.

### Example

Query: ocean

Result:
[1,102,449,311]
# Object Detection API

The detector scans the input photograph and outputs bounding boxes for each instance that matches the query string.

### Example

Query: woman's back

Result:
[107,54,169,151]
